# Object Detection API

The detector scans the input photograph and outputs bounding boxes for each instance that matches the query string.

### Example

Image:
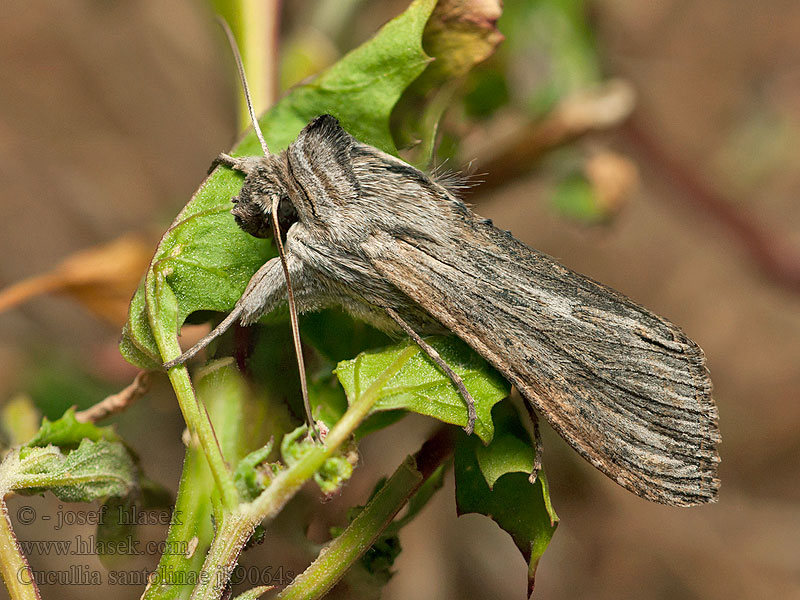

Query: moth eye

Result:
[276,196,299,233]
[231,202,271,239]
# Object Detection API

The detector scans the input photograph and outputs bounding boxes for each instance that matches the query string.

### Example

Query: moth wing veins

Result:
[362,223,720,507]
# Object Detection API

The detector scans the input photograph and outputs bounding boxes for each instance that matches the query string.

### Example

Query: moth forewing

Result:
[362,216,720,506]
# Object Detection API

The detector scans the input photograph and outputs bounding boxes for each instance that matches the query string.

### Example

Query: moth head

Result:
[231,173,299,240]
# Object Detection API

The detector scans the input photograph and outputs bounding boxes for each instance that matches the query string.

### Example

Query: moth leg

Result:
[163,258,286,369]
[384,307,477,435]
[163,306,244,369]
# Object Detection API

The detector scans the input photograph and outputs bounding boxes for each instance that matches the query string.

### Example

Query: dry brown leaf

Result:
[0,235,152,326]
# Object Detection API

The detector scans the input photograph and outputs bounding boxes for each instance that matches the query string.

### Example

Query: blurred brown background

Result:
[1,1,799,599]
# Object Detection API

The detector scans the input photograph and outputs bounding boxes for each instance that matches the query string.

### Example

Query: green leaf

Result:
[454,403,558,594]
[265,0,437,155]
[475,434,536,490]
[234,441,275,501]
[335,337,509,443]
[9,439,136,503]
[119,283,161,369]
[120,0,437,366]
[25,407,120,449]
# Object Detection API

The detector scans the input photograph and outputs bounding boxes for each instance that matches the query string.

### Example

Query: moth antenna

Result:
[270,195,319,443]
[216,16,271,156]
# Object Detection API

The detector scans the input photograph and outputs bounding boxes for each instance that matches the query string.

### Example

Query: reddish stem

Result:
[622,116,800,293]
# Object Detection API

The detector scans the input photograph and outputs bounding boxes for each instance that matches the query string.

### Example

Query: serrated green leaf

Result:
[454,404,558,594]
[335,337,509,443]
[120,0,437,366]
[25,407,120,449]
[11,439,136,503]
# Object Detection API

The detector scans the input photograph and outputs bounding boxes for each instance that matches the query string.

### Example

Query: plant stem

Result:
[189,346,418,600]
[75,371,151,423]
[0,500,40,600]
[219,0,279,129]
[278,427,454,600]
[282,458,422,600]
[167,366,239,512]
[147,273,239,513]
[190,509,253,600]
[141,446,216,600]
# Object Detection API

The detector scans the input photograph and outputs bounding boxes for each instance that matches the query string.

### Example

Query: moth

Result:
[167,24,720,507]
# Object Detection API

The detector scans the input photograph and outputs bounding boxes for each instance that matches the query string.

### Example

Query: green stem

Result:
[141,445,216,600]
[217,0,278,129]
[0,500,40,600]
[278,428,454,600]
[189,346,418,600]
[167,367,239,512]
[281,458,421,600]
[189,509,253,600]
[146,272,238,512]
